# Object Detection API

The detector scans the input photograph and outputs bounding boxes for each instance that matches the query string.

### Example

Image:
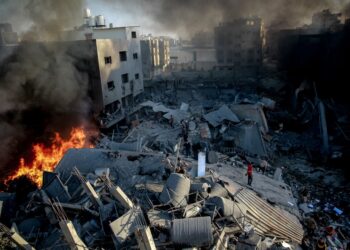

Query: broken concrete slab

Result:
[109,208,142,245]
[203,105,240,127]
[147,209,171,229]
[223,121,267,157]
[55,148,117,181]
[0,222,36,250]
[42,174,71,203]
[230,104,269,134]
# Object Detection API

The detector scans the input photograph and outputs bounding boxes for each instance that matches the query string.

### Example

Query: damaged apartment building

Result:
[214,17,263,77]
[62,9,144,128]
[0,9,144,129]
[140,35,171,80]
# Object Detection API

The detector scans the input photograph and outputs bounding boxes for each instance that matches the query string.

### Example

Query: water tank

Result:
[88,16,95,27]
[95,15,105,27]
[83,8,91,18]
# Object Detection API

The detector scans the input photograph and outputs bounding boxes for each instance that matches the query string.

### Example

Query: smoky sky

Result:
[93,0,350,37]
[0,0,92,177]
[2,0,350,37]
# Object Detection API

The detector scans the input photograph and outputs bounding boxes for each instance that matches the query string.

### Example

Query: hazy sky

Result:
[86,0,179,37]
[1,0,350,40]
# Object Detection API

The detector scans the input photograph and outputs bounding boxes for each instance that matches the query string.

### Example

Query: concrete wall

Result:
[96,38,143,108]
[215,18,263,68]
[141,37,170,80]
[170,47,216,71]
[63,26,144,112]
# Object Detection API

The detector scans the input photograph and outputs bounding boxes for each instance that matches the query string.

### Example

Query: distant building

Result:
[159,38,170,69]
[0,23,18,45]
[169,46,216,71]
[265,9,350,100]
[214,17,263,73]
[168,32,216,71]
[266,9,344,61]
[310,9,342,33]
[140,35,170,80]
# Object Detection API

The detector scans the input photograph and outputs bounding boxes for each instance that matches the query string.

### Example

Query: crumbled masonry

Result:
[0,81,349,249]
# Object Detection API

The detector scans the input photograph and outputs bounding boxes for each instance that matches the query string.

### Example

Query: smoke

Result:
[99,0,350,37]
[343,2,350,17]
[0,0,95,177]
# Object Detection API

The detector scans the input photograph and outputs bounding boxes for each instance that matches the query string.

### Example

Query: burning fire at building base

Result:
[4,127,93,188]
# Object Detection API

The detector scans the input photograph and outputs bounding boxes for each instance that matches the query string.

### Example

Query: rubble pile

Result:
[0,157,304,249]
[1,81,349,249]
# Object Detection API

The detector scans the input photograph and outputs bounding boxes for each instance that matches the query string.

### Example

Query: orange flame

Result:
[6,127,91,187]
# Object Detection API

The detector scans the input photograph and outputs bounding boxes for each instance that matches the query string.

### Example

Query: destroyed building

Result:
[214,17,263,75]
[266,9,350,102]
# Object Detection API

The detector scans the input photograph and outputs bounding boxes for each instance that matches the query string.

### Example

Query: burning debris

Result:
[5,127,92,187]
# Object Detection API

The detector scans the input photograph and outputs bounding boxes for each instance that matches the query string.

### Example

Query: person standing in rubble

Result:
[169,115,174,128]
[181,120,189,141]
[184,140,191,157]
[245,161,253,186]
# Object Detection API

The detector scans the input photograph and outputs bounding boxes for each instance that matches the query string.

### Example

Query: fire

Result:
[6,127,91,187]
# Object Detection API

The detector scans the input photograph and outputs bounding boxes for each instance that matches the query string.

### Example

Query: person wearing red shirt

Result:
[246,162,253,186]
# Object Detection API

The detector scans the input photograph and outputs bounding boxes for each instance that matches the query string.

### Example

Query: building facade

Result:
[214,17,263,72]
[140,35,170,80]
[64,25,144,117]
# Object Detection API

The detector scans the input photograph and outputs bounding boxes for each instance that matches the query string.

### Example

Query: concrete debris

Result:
[140,100,190,124]
[159,173,191,207]
[0,222,36,250]
[109,208,142,245]
[42,174,71,203]
[203,105,240,127]
[223,121,267,157]
[4,84,349,250]
[230,104,269,134]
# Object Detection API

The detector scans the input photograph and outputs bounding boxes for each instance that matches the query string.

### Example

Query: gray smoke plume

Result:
[101,0,350,37]
[0,0,93,178]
